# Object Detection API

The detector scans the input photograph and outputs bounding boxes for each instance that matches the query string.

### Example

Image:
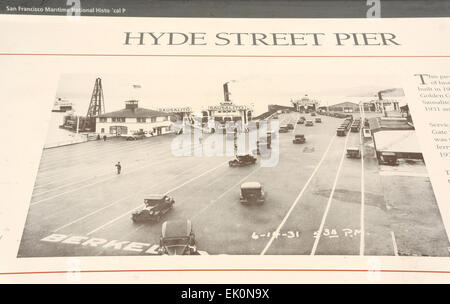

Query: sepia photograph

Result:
[17,71,450,257]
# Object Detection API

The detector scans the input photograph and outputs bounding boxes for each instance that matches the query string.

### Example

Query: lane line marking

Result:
[32,148,171,196]
[51,164,198,232]
[85,161,228,236]
[38,138,169,170]
[117,165,235,246]
[260,134,336,255]
[31,140,207,206]
[391,231,399,256]
[36,139,171,180]
[192,166,261,220]
[30,157,173,206]
[310,131,350,256]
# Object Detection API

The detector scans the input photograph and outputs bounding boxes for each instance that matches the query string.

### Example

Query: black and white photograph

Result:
[16,70,450,258]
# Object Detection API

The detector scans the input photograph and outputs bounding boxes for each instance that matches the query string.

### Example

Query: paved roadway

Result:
[18,112,450,257]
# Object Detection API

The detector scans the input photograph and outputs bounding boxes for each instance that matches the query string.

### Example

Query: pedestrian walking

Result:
[115,162,121,174]
[103,135,107,141]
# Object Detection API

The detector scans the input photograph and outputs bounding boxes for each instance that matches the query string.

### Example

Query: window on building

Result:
[99,117,107,123]
[112,117,125,123]
[137,117,146,123]
[150,117,157,123]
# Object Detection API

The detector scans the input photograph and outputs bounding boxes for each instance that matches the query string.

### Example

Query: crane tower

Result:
[81,77,105,131]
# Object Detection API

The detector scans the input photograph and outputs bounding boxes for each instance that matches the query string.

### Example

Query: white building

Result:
[291,95,320,112]
[95,100,173,136]
[201,82,253,132]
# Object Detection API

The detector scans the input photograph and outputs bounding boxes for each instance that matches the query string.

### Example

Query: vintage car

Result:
[126,131,146,140]
[240,182,265,205]
[305,120,314,126]
[131,195,175,222]
[351,123,361,132]
[286,123,294,130]
[346,147,361,159]
[297,119,305,124]
[336,127,347,136]
[315,117,322,123]
[229,154,257,167]
[292,134,306,144]
[379,152,399,166]
[158,220,197,255]
[279,126,289,133]
[310,112,317,116]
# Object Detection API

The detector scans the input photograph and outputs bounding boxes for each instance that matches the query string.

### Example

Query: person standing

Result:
[115,162,121,174]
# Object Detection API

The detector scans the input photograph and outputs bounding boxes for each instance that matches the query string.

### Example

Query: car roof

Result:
[237,154,253,158]
[162,220,192,238]
[241,181,262,189]
[146,194,166,200]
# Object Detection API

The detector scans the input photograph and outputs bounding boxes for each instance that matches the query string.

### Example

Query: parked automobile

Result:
[158,220,197,255]
[297,119,305,124]
[379,152,399,166]
[346,147,361,159]
[240,182,265,205]
[351,122,361,132]
[337,127,347,136]
[305,120,314,126]
[131,195,175,222]
[279,126,289,133]
[292,134,306,144]
[229,154,257,167]
[315,117,322,123]
[126,131,146,140]
[311,112,316,116]
[286,123,294,130]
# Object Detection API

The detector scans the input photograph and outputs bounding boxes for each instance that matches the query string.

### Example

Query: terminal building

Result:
[202,82,253,132]
[291,95,319,113]
[327,101,360,113]
[95,100,173,136]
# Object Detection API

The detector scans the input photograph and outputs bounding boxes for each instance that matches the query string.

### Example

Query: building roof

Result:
[373,130,421,154]
[329,101,359,108]
[369,117,414,132]
[97,107,168,118]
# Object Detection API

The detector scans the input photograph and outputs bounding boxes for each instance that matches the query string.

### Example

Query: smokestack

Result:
[223,83,230,102]
[377,92,383,100]
[378,88,398,100]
